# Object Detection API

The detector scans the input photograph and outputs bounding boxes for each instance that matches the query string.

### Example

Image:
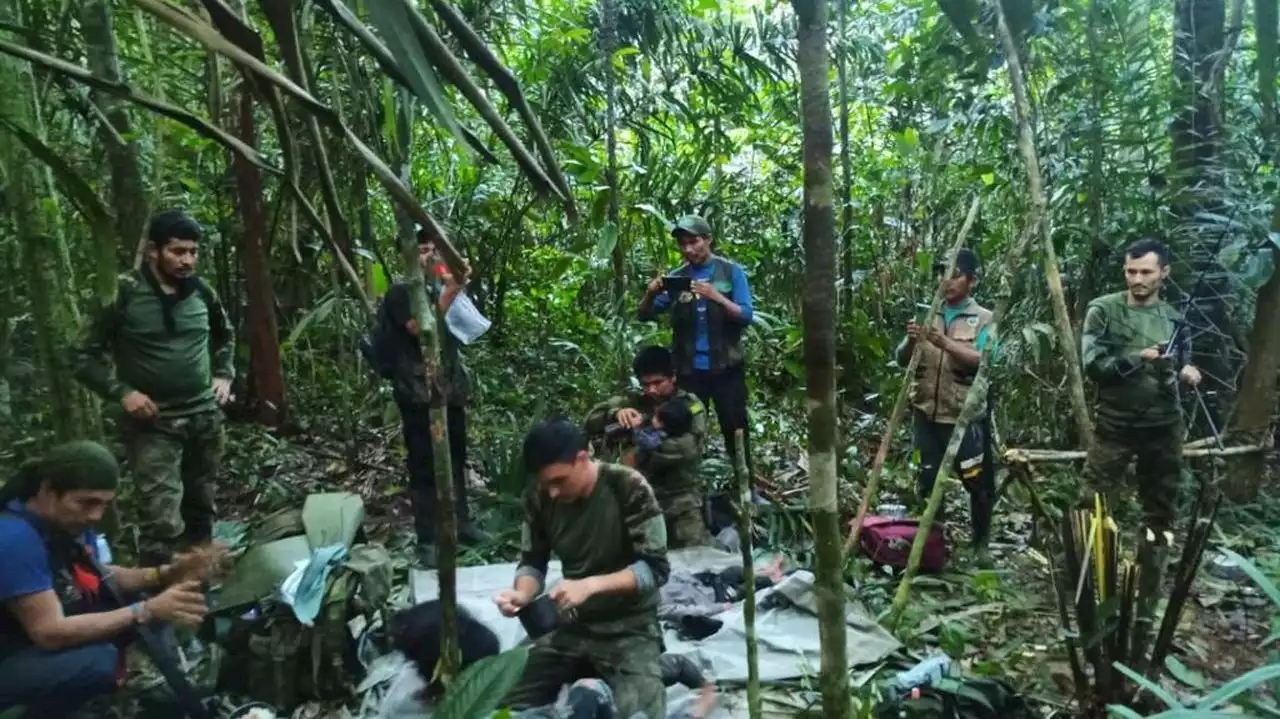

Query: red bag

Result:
[859,516,948,573]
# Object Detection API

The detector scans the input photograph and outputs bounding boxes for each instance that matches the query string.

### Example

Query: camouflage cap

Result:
[671,214,712,238]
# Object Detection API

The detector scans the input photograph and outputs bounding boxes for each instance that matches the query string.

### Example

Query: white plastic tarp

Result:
[410,547,900,691]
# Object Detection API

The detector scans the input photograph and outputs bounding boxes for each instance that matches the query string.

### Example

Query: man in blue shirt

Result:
[0,441,215,717]
[639,215,756,485]
[895,248,998,566]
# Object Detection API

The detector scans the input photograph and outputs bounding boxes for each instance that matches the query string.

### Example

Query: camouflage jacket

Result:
[515,463,669,632]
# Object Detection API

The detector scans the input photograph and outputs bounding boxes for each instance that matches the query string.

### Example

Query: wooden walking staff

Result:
[843,194,982,558]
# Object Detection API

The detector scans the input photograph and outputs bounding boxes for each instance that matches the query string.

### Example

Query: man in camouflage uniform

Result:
[381,228,486,567]
[495,419,670,719]
[585,346,710,548]
[1081,238,1201,534]
[896,248,997,564]
[72,210,234,565]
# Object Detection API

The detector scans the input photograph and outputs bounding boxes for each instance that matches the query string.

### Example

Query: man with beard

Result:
[0,441,216,717]
[896,248,997,565]
[638,215,755,483]
[379,228,487,567]
[1081,238,1201,535]
[585,346,710,547]
[72,210,235,566]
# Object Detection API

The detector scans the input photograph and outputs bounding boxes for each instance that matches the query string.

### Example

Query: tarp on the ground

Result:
[410,547,901,716]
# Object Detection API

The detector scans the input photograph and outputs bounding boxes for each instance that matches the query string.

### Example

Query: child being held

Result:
[632,397,694,463]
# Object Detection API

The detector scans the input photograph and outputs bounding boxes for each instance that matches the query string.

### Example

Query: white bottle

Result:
[94,534,113,565]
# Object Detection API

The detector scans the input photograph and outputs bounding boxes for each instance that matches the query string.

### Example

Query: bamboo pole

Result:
[733,430,761,719]
[843,194,982,558]
[994,0,1095,450]
[1003,443,1265,463]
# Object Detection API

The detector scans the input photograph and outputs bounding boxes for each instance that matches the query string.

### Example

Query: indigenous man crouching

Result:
[0,441,217,717]
[585,346,711,548]
[495,420,670,718]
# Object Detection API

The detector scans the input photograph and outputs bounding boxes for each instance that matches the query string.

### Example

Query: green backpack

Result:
[875,676,1033,719]
[211,494,392,713]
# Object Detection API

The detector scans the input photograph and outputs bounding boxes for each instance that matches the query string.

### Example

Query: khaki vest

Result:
[911,300,994,423]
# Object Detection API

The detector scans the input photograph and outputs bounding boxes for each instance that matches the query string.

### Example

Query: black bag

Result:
[876,676,1032,719]
[358,299,399,380]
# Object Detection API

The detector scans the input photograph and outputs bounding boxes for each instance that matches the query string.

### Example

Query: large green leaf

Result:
[1218,548,1280,609]
[435,645,531,719]
[359,0,473,155]
[427,0,577,219]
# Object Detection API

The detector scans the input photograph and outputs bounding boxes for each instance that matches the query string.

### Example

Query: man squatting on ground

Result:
[895,248,998,563]
[638,215,755,482]
[1080,237,1202,536]
[494,420,671,718]
[585,346,712,548]
[381,227,488,567]
[73,209,234,566]
[0,441,221,717]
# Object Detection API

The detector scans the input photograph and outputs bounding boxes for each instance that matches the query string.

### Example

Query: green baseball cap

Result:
[671,214,712,238]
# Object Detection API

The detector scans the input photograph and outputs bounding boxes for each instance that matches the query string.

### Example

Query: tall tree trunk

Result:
[0,4,94,442]
[1074,0,1106,330]
[0,239,14,434]
[81,0,148,266]
[393,91,461,682]
[837,0,854,314]
[997,4,1094,449]
[601,0,624,309]
[1227,0,1279,501]
[231,73,285,427]
[793,1,850,715]
[1172,0,1233,435]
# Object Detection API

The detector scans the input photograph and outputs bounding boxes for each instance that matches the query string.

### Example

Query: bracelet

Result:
[129,601,150,625]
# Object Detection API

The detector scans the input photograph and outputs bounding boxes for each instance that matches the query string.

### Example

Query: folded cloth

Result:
[280,543,348,626]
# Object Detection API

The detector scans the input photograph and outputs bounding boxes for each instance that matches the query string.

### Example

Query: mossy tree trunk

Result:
[794,0,851,715]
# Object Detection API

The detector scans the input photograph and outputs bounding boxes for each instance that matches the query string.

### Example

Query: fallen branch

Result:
[843,194,982,559]
[1003,443,1265,463]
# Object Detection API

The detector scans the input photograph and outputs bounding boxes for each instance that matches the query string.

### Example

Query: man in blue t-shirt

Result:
[638,215,755,488]
[895,248,999,566]
[0,441,215,717]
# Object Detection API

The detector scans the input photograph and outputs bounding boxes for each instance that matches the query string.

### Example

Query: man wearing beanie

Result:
[896,248,998,566]
[0,441,215,717]
[72,209,235,565]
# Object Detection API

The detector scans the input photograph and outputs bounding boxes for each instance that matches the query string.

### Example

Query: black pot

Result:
[517,593,561,639]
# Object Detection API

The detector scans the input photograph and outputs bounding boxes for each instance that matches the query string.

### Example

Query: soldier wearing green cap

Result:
[638,214,756,483]
[0,441,218,716]
[72,209,235,565]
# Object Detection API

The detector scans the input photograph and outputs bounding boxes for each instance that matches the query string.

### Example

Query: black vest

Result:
[669,258,745,376]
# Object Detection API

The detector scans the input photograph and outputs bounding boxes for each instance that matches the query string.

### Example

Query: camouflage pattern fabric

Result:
[658,489,711,549]
[121,410,222,561]
[583,390,707,449]
[1083,423,1183,533]
[503,629,665,719]
[518,463,670,629]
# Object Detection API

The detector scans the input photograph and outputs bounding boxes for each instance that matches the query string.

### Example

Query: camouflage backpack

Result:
[211,494,392,713]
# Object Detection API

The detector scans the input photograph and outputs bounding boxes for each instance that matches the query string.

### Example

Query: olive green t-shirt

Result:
[1081,291,1188,430]
[517,463,669,634]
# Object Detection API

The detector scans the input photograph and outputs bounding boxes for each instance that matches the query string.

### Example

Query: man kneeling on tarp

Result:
[494,419,670,718]
[0,441,216,717]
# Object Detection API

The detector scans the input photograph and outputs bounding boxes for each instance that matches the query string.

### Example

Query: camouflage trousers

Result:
[121,410,223,563]
[657,489,711,550]
[503,625,665,719]
[1083,422,1183,533]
